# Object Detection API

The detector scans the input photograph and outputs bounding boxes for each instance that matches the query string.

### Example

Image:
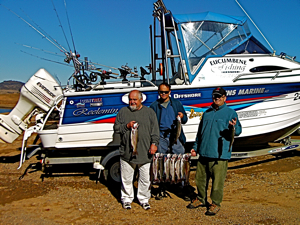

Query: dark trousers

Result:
[195,158,228,207]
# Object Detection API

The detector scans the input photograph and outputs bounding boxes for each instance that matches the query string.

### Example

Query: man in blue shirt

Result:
[187,87,242,216]
[150,83,188,200]
[150,83,188,154]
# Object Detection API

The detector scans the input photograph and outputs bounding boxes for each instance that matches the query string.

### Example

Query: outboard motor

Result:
[0,69,63,143]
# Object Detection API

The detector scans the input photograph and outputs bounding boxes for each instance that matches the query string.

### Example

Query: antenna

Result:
[235,0,276,55]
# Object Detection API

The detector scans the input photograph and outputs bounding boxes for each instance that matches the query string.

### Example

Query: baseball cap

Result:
[212,87,226,97]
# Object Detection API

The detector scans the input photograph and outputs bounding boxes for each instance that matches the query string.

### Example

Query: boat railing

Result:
[91,79,156,90]
[61,79,157,91]
[233,67,300,82]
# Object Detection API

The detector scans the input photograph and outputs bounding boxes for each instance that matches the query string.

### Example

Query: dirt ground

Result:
[0,92,20,108]
[0,133,299,225]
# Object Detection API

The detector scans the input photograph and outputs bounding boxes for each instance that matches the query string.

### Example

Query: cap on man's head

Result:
[212,87,226,97]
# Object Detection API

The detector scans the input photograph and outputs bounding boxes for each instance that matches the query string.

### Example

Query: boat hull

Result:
[38,82,300,151]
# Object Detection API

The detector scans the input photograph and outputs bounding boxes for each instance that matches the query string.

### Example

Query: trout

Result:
[229,126,235,152]
[158,153,164,182]
[183,153,191,186]
[173,115,181,145]
[152,153,160,183]
[164,154,171,182]
[170,154,177,184]
[175,154,182,183]
[180,154,186,184]
[131,122,139,155]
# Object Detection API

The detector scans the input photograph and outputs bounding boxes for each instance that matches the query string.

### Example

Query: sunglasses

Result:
[159,91,170,94]
[212,94,224,99]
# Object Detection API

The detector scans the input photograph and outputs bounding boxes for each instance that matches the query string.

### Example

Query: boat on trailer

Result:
[1,0,300,181]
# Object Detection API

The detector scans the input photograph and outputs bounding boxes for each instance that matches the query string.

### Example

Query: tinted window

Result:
[250,66,288,72]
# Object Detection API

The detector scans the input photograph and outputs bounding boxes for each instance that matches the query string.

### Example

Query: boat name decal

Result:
[210,58,247,66]
[212,88,265,97]
[238,88,265,95]
[188,109,203,119]
[73,108,119,116]
[226,90,236,96]
[210,58,247,74]
[237,110,266,118]
[173,93,201,99]
[36,82,56,98]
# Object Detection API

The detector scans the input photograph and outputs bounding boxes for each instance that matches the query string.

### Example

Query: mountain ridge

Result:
[0,80,24,93]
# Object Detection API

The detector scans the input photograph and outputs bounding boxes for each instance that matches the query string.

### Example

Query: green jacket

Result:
[193,103,242,160]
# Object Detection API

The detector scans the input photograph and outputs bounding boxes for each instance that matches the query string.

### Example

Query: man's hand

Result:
[149,144,157,155]
[127,121,136,129]
[191,149,197,156]
[229,118,237,127]
[178,112,184,119]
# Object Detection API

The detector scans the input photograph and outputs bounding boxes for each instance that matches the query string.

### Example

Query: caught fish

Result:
[158,153,164,182]
[170,154,177,184]
[173,115,181,145]
[175,154,182,183]
[164,154,171,182]
[180,154,186,184]
[182,153,191,186]
[152,153,160,183]
[228,126,235,152]
[131,122,139,155]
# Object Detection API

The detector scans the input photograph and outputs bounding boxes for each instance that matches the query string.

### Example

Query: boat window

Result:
[229,37,271,54]
[180,20,251,74]
[250,66,288,73]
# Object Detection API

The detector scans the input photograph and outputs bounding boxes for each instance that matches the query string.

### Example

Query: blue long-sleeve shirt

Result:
[150,97,188,144]
[193,102,242,160]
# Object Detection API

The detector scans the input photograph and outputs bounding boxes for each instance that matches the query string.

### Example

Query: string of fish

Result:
[151,153,191,186]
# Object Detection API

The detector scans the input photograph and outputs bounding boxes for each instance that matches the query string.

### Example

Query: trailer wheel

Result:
[106,157,121,184]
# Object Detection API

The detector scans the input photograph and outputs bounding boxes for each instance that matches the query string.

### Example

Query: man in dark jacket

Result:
[150,83,188,154]
[150,83,188,200]
[187,87,242,216]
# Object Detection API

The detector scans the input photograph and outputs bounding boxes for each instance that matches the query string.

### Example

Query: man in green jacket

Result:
[187,87,242,216]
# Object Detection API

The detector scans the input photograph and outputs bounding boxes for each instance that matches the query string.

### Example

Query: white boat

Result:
[1,0,300,181]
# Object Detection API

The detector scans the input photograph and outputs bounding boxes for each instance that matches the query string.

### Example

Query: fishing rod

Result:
[50,0,72,54]
[63,0,76,54]
[17,42,119,75]
[20,50,74,68]
[19,7,69,54]
[235,0,276,55]
[0,4,67,55]
[16,43,66,58]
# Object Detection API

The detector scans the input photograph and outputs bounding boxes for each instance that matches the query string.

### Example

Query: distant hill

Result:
[0,80,24,93]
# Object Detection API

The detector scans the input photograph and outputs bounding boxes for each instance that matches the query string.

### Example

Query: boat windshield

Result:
[173,12,271,79]
[180,20,251,74]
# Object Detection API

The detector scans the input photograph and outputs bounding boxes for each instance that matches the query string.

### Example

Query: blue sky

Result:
[1,0,300,84]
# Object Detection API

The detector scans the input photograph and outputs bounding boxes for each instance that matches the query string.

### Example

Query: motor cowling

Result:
[0,68,63,143]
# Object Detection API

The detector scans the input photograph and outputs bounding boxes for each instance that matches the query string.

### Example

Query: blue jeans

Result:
[157,132,185,154]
